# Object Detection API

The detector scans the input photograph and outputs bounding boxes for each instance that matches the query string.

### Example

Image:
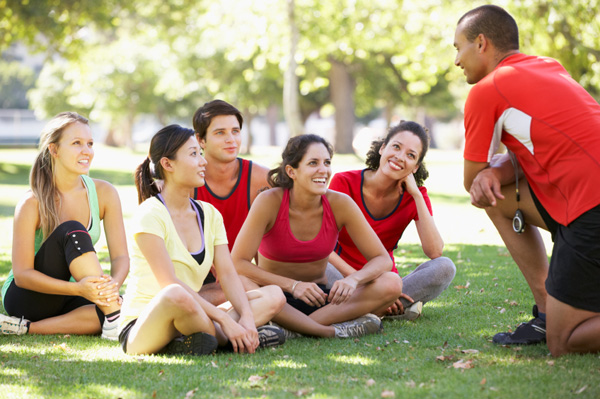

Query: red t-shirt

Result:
[194,158,252,251]
[329,169,433,274]
[463,53,600,225]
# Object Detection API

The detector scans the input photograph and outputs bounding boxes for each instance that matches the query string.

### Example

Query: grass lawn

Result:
[0,145,598,399]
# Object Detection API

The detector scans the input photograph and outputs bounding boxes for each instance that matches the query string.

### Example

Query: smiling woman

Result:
[0,111,129,340]
[231,134,402,339]
[119,124,286,356]
[328,121,456,322]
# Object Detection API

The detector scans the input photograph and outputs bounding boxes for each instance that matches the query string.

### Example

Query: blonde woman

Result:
[0,112,129,339]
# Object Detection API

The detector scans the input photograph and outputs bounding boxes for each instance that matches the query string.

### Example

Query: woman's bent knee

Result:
[159,284,197,312]
[262,285,286,313]
[377,272,403,301]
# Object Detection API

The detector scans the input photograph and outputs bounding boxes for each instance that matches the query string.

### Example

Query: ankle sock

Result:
[537,311,546,322]
[105,310,121,323]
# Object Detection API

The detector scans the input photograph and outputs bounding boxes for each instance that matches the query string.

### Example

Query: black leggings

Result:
[4,220,104,324]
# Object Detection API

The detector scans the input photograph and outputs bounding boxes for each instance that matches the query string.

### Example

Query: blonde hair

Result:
[31,112,89,240]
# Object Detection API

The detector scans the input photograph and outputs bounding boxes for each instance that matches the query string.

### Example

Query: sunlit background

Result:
[1,0,599,153]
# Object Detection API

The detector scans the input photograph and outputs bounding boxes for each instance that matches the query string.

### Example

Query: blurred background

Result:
[1,0,599,154]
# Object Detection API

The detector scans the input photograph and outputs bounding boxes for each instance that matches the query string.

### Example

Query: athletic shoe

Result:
[0,314,29,335]
[492,305,546,345]
[160,332,218,356]
[257,325,286,349]
[101,317,120,341]
[384,301,423,321]
[333,313,383,338]
[268,321,304,340]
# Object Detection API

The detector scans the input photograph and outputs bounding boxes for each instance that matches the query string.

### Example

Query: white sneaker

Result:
[0,314,29,335]
[333,313,382,338]
[384,301,423,321]
[101,317,120,341]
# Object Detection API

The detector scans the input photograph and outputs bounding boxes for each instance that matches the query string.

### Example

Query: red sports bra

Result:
[259,189,339,263]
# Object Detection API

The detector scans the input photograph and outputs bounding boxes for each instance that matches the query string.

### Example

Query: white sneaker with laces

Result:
[384,301,423,321]
[101,317,120,341]
[0,314,29,335]
[333,313,382,338]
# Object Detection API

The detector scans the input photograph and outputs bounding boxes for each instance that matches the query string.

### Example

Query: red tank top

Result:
[194,158,252,251]
[259,189,339,263]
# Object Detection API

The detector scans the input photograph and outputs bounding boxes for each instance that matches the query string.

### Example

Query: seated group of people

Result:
[0,100,456,356]
[4,5,600,359]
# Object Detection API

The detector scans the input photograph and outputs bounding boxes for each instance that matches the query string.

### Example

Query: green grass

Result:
[1,146,598,399]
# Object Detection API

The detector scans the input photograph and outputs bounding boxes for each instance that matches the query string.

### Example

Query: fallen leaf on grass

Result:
[575,385,588,394]
[211,361,218,368]
[452,359,474,369]
[454,282,470,290]
[366,379,376,387]
[292,388,314,397]
[509,301,519,306]
[436,355,455,362]
[185,388,198,399]
[248,375,266,382]
[480,378,486,385]
[547,360,555,366]
[381,390,395,397]
[53,342,69,352]
[405,380,416,388]
[499,308,506,314]
[461,349,479,354]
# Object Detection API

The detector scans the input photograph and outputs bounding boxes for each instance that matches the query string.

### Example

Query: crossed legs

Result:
[125,284,284,355]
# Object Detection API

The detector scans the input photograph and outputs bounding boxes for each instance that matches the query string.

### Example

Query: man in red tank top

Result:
[192,100,270,305]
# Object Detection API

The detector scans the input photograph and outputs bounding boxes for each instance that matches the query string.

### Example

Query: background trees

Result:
[2,0,599,152]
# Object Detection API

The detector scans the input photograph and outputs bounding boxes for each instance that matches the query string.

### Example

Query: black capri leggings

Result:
[4,220,104,324]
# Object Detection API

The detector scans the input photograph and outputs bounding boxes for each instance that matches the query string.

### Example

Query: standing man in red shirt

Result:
[455,5,600,356]
[192,100,270,305]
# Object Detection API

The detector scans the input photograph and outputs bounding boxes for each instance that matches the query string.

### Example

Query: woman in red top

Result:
[329,121,456,320]
[232,134,402,338]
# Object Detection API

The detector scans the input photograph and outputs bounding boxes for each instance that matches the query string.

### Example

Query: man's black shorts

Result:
[538,199,600,312]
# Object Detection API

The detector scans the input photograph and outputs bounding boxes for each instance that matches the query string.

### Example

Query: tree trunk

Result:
[329,58,356,153]
[267,103,278,146]
[242,108,253,155]
[283,0,304,138]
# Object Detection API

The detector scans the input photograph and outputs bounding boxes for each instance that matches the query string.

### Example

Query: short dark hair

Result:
[458,5,519,53]
[365,120,430,186]
[192,99,243,141]
[268,134,334,189]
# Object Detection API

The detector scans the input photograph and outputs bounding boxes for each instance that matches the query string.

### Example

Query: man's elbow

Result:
[463,179,472,193]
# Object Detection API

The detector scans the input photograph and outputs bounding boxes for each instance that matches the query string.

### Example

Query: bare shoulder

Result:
[92,178,122,213]
[249,160,271,201]
[92,178,120,198]
[325,189,354,209]
[15,191,39,215]
[254,186,284,206]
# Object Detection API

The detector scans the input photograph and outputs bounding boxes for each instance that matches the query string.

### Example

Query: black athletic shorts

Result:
[531,187,600,312]
[284,283,330,315]
[119,319,137,354]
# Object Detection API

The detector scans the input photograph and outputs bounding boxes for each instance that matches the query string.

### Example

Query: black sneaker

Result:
[492,305,546,345]
[160,332,218,356]
[257,325,286,349]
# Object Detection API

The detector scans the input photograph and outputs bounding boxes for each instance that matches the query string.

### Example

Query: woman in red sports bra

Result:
[232,134,403,338]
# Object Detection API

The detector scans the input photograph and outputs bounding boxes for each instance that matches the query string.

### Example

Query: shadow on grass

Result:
[2,242,599,398]
[0,162,135,187]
